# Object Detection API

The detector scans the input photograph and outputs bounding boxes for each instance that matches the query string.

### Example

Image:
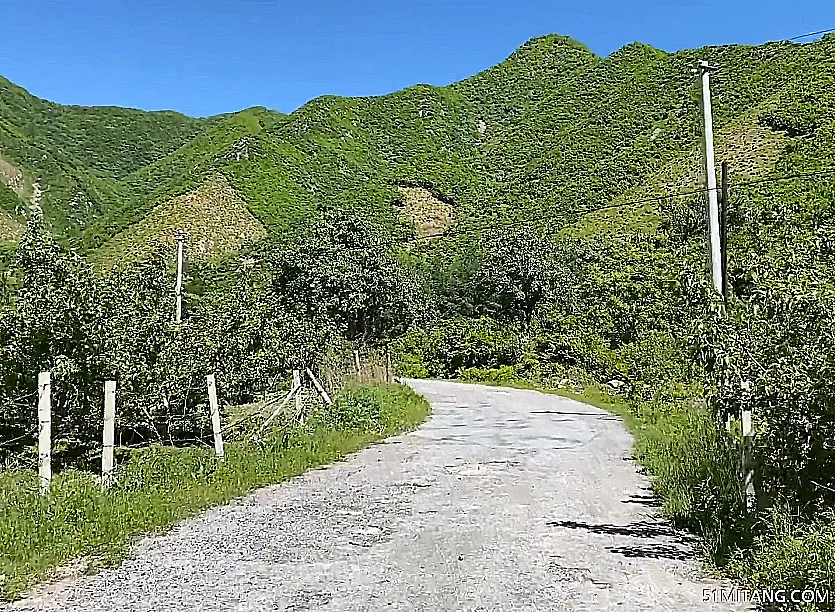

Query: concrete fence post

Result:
[102,380,117,489]
[741,409,755,511]
[293,369,302,418]
[207,374,224,460]
[37,372,51,494]
[353,350,362,380]
[385,347,392,384]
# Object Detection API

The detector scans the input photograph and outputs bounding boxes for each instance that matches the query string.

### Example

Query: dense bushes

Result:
[694,275,835,509]
[263,211,429,342]
[395,317,523,379]
[1,229,268,458]
[0,214,426,461]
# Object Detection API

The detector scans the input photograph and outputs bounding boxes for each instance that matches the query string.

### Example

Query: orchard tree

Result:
[267,211,428,343]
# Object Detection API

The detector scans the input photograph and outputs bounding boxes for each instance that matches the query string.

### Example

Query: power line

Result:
[787,28,835,41]
[411,167,835,243]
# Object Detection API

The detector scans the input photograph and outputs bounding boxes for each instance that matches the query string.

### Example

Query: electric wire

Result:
[787,28,835,41]
[411,167,835,243]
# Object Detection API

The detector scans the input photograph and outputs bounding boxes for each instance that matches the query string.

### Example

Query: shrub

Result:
[0,221,332,459]
[394,317,523,379]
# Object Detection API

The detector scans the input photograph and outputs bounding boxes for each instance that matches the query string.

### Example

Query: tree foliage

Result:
[265,211,429,342]
[0,221,331,459]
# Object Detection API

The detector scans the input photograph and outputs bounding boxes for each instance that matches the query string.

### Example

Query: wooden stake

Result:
[305,368,333,405]
[206,374,224,460]
[741,409,755,511]
[260,383,300,432]
[293,369,302,419]
[38,372,51,495]
[102,380,117,489]
[353,350,362,379]
[385,347,392,384]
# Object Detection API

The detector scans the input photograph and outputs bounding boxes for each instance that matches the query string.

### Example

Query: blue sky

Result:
[1,0,833,117]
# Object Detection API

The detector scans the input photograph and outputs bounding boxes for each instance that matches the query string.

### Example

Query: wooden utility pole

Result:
[174,230,188,324]
[697,60,723,296]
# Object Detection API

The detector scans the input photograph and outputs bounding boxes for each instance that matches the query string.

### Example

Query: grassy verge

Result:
[0,382,430,601]
[457,372,835,610]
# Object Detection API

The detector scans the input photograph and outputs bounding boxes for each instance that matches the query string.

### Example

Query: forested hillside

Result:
[2,32,835,608]
[2,34,832,258]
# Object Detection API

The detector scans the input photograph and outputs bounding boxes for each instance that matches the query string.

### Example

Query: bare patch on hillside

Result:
[395,185,455,237]
[575,116,792,237]
[0,156,28,243]
[0,155,41,211]
[0,215,23,243]
[95,174,266,267]
[0,156,28,200]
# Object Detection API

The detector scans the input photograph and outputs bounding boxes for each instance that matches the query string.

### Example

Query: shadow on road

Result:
[547,519,696,561]
[607,543,693,561]
[530,410,619,421]
[622,493,662,508]
[547,519,674,538]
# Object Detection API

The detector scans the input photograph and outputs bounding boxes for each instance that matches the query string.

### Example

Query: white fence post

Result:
[742,409,755,511]
[37,372,51,494]
[206,374,224,460]
[102,380,117,489]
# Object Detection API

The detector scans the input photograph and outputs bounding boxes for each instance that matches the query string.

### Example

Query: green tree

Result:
[267,211,428,343]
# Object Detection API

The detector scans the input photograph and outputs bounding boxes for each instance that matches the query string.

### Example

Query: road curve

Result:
[8,379,748,611]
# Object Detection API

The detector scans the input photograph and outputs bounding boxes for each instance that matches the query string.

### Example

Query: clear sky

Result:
[1,0,833,118]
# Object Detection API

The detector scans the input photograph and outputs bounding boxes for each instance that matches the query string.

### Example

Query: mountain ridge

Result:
[1,33,833,264]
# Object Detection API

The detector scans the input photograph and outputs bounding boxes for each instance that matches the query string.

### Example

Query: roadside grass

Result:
[455,372,835,610]
[0,382,430,602]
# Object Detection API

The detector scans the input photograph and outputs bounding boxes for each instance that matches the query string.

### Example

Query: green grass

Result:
[0,382,429,601]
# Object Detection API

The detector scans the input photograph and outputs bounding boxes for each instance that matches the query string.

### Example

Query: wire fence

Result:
[0,341,395,485]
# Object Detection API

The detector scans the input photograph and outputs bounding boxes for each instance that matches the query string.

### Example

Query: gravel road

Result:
[7,379,749,611]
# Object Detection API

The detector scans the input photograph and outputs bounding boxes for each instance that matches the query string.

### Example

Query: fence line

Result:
[2,347,401,487]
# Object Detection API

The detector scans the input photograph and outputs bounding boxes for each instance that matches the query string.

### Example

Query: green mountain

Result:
[1,33,834,262]
[2,32,835,598]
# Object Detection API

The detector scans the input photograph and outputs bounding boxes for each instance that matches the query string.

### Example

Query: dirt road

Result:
[8,379,748,611]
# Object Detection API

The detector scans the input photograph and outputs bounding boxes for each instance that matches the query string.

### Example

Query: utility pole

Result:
[696,60,723,296]
[174,230,188,324]
[720,161,729,301]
